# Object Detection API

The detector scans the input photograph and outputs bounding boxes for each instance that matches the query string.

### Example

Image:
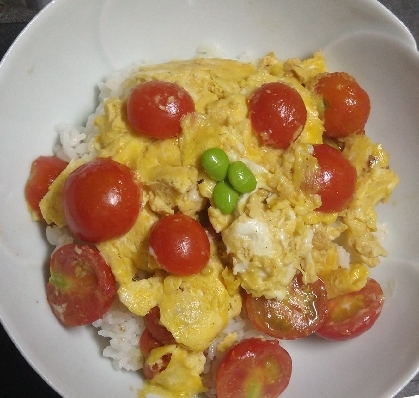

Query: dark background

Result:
[1,0,418,397]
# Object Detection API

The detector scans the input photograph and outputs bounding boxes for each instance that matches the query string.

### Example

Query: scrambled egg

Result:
[40,52,398,397]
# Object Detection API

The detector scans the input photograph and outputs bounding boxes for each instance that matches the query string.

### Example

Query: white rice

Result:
[92,300,144,372]
[45,225,74,248]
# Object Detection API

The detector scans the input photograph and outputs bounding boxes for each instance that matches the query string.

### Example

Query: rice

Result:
[90,299,269,397]
[52,62,140,163]
[92,300,145,372]
[45,225,74,247]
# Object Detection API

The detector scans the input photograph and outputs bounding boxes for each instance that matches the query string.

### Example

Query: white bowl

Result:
[1,0,418,397]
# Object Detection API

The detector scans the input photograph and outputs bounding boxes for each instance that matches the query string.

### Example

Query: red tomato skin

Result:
[62,158,141,242]
[127,81,195,139]
[148,213,210,276]
[245,274,328,340]
[46,243,116,327]
[143,306,176,345]
[139,328,164,357]
[316,278,384,341]
[216,338,292,398]
[143,353,172,380]
[308,144,357,213]
[25,156,67,221]
[139,326,172,380]
[315,72,370,138]
[248,82,307,149]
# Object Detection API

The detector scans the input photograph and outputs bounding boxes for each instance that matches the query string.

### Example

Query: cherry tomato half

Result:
[62,158,141,242]
[143,306,176,345]
[304,144,357,213]
[248,81,307,149]
[139,328,164,358]
[127,80,195,139]
[46,243,116,326]
[315,72,370,138]
[245,274,328,340]
[316,278,384,341]
[25,156,67,221]
[148,213,210,276]
[139,327,172,380]
[216,338,292,398]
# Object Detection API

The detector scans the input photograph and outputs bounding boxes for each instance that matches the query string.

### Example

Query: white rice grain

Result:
[45,225,74,248]
[92,301,145,372]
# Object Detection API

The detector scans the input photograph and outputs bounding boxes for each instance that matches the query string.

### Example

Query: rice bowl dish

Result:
[0,0,415,396]
[25,49,398,397]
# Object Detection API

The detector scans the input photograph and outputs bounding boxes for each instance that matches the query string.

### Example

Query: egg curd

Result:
[40,52,398,397]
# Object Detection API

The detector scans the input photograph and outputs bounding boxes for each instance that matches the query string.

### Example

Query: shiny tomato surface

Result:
[315,72,370,137]
[127,80,195,139]
[245,274,328,340]
[62,157,141,242]
[248,81,307,149]
[305,144,357,213]
[316,278,384,341]
[148,213,210,276]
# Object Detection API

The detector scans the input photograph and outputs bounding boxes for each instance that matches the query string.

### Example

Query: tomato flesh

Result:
[144,306,176,345]
[316,278,384,341]
[248,81,307,149]
[304,144,357,213]
[148,213,210,276]
[62,157,141,242]
[46,243,116,326]
[315,72,370,138]
[25,156,67,221]
[245,274,328,340]
[216,338,292,398]
[127,80,195,139]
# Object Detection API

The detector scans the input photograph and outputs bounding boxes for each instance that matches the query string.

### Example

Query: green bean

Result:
[227,161,257,193]
[201,148,230,181]
[213,181,240,214]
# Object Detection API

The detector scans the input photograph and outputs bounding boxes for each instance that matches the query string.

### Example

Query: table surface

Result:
[1,0,418,397]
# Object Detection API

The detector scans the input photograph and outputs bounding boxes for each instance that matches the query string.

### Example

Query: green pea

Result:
[227,161,257,193]
[213,181,240,214]
[201,148,230,181]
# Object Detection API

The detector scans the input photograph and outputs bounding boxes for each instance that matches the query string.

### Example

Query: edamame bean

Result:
[227,161,257,193]
[213,181,240,214]
[201,148,230,181]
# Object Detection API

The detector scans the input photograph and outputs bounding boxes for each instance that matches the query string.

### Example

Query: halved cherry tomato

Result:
[148,213,210,276]
[314,72,370,137]
[316,278,384,341]
[245,274,328,340]
[127,80,195,139]
[216,338,292,398]
[62,158,141,242]
[143,306,176,345]
[248,81,307,149]
[25,156,67,221]
[139,328,164,357]
[304,144,357,213]
[46,243,116,327]
[139,327,172,380]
